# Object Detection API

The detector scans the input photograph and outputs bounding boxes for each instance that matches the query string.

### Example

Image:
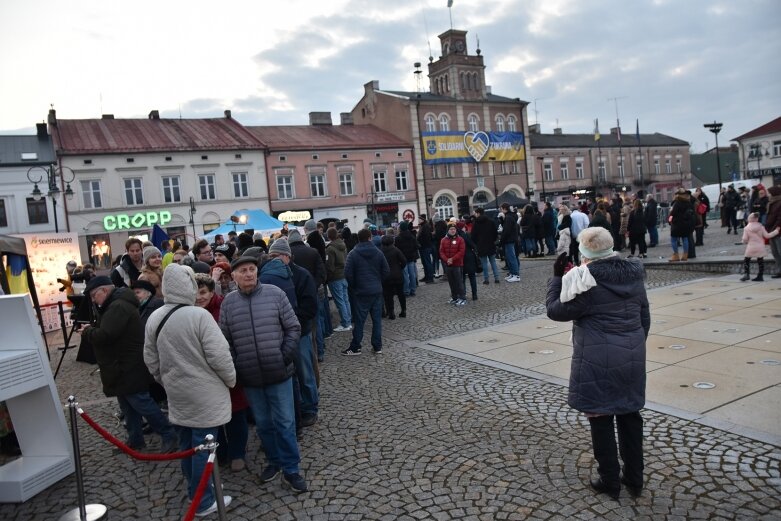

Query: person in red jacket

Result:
[439,223,467,306]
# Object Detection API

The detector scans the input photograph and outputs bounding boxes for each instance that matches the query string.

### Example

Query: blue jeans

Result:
[523,238,536,255]
[503,243,519,276]
[176,425,218,513]
[648,225,658,246]
[315,293,331,358]
[350,294,383,351]
[244,380,300,474]
[545,234,556,254]
[671,236,689,254]
[403,261,417,295]
[328,278,351,328]
[117,392,176,448]
[294,332,318,417]
[480,254,501,282]
[419,246,434,281]
[217,409,249,463]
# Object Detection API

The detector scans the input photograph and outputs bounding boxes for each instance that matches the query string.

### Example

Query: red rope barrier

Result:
[77,408,197,461]
[183,453,215,521]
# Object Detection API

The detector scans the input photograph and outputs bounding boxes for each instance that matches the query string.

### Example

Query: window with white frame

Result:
[199,174,216,200]
[676,159,681,173]
[495,115,505,132]
[617,158,625,178]
[560,161,569,180]
[575,162,584,179]
[26,198,48,225]
[439,114,450,131]
[468,114,479,132]
[277,175,293,199]
[543,163,553,181]
[654,159,660,174]
[425,115,436,132]
[434,195,454,220]
[124,178,144,205]
[232,172,249,198]
[431,165,440,179]
[373,170,387,192]
[665,159,672,174]
[310,171,326,197]
[598,161,606,181]
[445,163,453,178]
[338,170,354,196]
[395,166,409,191]
[507,115,517,132]
[162,176,181,203]
[81,180,102,209]
[774,140,781,157]
[636,158,643,177]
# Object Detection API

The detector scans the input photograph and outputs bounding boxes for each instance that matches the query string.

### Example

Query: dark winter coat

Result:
[458,230,478,274]
[471,214,498,256]
[394,230,419,262]
[752,195,769,218]
[765,191,781,232]
[381,239,407,285]
[724,188,741,210]
[417,221,433,249]
[289,263,318,335]
[589,211,612,232]
[628,208,647,237]
[669,194,694,238]
[325,238,347,281]
[290,240,326,287]
[520,209,535,240]
[110,254,141,288]
[138,296,164,328]
[83,287,151,397]
[546,256,650,415]
[433,220,448,252]
[499,211,519,245]
[341,227,357,253]
[644,198,658,228]
[219,281,301,388]
[532,212,544,240]
[306,230,327,263]
[542,207,556,236]
[345,241,390,298]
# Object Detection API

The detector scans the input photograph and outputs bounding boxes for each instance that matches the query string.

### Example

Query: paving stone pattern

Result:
[2,251,779,520]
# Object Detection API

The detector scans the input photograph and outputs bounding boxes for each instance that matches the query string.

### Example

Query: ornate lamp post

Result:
[703,121,723,191]
[26,165,75,233]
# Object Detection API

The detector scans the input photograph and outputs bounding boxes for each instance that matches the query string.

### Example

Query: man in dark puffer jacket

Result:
[546,227,649,501]
[394,221,419,297]
[220,255,307,494]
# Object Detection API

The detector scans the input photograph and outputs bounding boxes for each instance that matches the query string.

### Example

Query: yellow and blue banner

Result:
[422,131,525,164]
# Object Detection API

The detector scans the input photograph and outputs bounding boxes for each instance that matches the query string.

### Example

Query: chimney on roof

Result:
[364,80,379,96]
[529,123,541,134]
[340,113,354,125]
[36,123,47,139]
[309,112,333,126]
[553,127,562,135]
[224,110,232,119]
[102,114,114,120]
[485,85,492,95]
[47,108,57,126]
[149,110,160,119]
[610,127,620,135]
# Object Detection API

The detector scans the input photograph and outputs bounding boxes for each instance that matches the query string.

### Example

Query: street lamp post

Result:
[538,157,547,203]
[26,165,75,233]
[188,196,197,239]
[703,121,723,191]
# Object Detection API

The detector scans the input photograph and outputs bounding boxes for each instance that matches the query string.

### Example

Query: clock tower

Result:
[428,29,486,101]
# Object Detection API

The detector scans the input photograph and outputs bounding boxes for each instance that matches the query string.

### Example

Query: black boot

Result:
[740,257,751,281]
[752,258,764,281]
[399,308,406,318]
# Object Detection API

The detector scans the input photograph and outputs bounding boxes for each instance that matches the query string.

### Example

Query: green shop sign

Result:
[103,211,172,231]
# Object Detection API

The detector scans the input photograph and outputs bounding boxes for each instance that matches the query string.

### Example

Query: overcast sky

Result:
[1,0,779,151]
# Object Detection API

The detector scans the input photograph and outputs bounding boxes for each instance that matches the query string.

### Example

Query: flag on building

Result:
[635,119,641,145]
[151,224,170,251]
[616,120,622,143]
[594,119,600,141]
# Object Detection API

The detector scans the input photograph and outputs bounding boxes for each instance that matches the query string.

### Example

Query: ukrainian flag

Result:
[5,254,29,294]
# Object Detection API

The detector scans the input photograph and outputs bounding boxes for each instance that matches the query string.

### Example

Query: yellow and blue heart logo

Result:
[463,131,490,162]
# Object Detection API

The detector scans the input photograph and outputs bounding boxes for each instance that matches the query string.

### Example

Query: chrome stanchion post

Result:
[58,396,107,521]
[204,434,227,521]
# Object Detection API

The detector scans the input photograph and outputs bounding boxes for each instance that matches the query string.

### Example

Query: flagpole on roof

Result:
[595,118,603,189]
[636,119,643,194]
[448,0,453,30]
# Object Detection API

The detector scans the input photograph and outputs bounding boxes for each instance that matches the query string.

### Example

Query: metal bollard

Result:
[58,396,108,521]
[204,434,227,521]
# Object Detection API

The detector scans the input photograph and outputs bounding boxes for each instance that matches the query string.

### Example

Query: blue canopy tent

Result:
[201,209,285,241]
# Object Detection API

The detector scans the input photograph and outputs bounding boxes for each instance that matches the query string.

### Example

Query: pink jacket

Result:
[742,222,779,258]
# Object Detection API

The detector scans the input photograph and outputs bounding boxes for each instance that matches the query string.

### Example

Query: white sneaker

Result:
[504,275,514,281]
[456,299,467,306]
[333,325,352,332]
[507,275,520,283]
[195,495,232,517]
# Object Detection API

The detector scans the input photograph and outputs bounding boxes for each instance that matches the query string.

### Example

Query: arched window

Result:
[444,74,449,92]
[468,114,479,132]
[495,115,505,132]
[460,73,466,91]
[507,115,517,132]
[439,114,450,131]
[434,195,454,220]
[470,73,477,90]
[425,114,436,132]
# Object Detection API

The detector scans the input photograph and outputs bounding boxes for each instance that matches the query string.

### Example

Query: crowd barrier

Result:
[59,395,227,521]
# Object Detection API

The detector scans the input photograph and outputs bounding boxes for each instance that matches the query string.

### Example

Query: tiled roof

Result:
[0,135,56,166]
[52,117,266,155]
[731,116,781,141]
[530,132,689,148]
[381,90,527,105]
[245,124,410,151]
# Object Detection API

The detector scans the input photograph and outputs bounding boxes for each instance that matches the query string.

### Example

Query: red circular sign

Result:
[402,209,415,222]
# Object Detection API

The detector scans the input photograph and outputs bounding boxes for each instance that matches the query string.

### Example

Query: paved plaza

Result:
[2,228,780,520]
